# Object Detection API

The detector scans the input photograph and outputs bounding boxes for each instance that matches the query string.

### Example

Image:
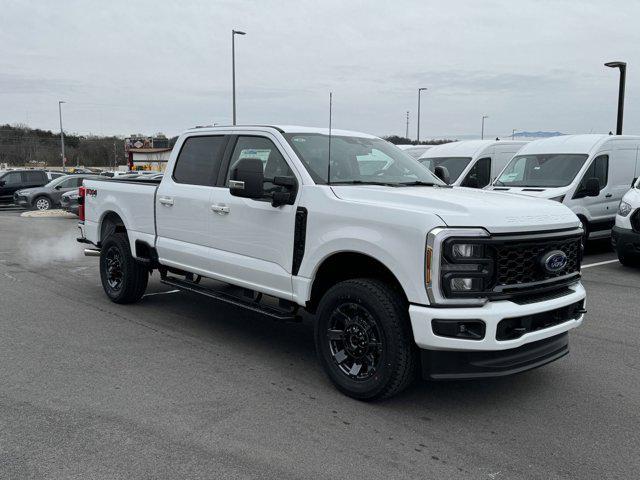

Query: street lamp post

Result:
[232,29,246,126]
[405,111,409,139]
[481,115,489,140]
[604,61,627,135]
[416,87,427,142]
[58,101,66,172]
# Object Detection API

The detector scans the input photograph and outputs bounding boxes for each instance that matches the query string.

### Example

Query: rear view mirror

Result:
[229,158,264,199]
[434,166,450,184]
[584,177,600,197]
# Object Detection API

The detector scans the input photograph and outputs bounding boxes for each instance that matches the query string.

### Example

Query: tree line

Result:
[0,124,454,168]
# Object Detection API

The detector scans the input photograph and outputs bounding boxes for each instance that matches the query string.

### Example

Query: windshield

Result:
[283,133,443,186]
[418,157,472,184]
[495,154,589,188]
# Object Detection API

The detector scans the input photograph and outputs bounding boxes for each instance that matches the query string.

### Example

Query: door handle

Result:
[210,204,230,215]
[158,196,174,206]
[605,193,612,198]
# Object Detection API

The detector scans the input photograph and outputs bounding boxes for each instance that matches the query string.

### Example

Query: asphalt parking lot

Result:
[0,211,638,480]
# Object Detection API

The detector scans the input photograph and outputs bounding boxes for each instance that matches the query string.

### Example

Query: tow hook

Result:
[84,248,101,257]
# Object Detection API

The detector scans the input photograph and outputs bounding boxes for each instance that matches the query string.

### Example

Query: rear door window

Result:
[173,136,227,186]
[22,171,45,183]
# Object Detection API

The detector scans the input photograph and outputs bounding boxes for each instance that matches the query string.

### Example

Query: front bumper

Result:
[13,194,30,207]
[611,226,640,256]
[409,282,585,379]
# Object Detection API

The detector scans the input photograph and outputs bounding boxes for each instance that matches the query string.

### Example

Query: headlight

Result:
[451,243,485,259]
[450,277,485,292]
[618,201,632,217]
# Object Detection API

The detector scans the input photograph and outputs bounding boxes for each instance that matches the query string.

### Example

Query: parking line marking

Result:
[144,289,181,297]
[582,259,619,269]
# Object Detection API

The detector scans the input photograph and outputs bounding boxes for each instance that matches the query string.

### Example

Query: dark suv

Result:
[0,170,48,204]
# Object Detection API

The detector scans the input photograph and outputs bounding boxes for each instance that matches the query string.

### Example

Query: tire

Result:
[617,249,640,267]
[99,232,148,304]
[314,279,417,401]
[33,196,52,211]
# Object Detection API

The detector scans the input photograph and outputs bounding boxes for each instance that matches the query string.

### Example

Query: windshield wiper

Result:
[329,180,400,187]
[397,181,437,187]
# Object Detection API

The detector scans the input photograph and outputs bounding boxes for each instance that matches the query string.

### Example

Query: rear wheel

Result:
[33,196,52,211]
[100,232,148,303]
[314,279,416,400]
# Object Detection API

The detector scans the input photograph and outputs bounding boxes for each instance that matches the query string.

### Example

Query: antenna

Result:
[327,91,333,185]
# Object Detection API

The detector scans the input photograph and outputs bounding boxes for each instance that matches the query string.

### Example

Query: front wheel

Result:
[99,232,148,303]
[33,196,52,211]
[617,249,640,267]
[314,279,417,400]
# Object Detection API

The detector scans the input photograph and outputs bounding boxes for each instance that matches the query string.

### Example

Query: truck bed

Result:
[82,177,159,250]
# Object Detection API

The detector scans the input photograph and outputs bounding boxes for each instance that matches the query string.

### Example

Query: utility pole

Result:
[58,101,66,172]
[481,115,489,140]
[417,87,427,142]
[405,111,409,139]
[113,141,117,170]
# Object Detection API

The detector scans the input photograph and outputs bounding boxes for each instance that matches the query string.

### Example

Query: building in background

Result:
[124,134,172,171]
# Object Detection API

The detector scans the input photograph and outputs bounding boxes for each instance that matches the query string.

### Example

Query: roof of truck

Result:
[420,140,527,159]
[518,134,640,155]
[185,125,378,139]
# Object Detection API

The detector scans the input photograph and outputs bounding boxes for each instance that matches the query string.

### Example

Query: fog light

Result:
[450,277,483,291]
[432,319,485,340]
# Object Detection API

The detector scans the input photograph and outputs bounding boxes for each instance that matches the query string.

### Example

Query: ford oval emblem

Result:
[541,250,568,273]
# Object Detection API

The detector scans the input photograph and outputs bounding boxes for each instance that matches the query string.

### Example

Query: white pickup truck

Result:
[78,125,587,400]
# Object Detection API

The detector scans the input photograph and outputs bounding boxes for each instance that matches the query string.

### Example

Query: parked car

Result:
[419,140,527,188]
[0,169,48,204]
[46,171,67,181]
[79,125,586,400]
[14,174,100,210]
[612,177,640,266]
[60,188,80,215]
[488,134,640,242]
[397,144,433,159]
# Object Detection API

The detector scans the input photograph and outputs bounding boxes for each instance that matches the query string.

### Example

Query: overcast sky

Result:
[1,0,639,139]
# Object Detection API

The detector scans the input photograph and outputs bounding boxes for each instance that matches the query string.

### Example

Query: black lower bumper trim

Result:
[421,332,569,380]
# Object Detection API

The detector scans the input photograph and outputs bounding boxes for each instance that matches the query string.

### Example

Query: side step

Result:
[160,276,300,321]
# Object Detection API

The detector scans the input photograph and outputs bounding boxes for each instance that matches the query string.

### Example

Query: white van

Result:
[396,144,433,159]
[489,134,640,240]
[418,140,527,188]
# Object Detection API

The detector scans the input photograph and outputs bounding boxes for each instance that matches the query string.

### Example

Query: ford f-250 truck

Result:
[78,125,587,400]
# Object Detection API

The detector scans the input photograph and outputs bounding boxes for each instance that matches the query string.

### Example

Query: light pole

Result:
[481,115,489,140]
[604,61,626,135]
[405,111,409,139]
[232,29,246,125]
[58,101,66,172]
[416,87,427,142]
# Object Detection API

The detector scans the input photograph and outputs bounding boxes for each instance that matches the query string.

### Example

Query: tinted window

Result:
[578,155,608,191]
[226,136,294,193]
[462,157,491,188]
[419,157,472,184]
[23,171,46,183]
[174,136,226,186]
[496,154,589,187]
[58,177,79,188]
[2,172,22,185]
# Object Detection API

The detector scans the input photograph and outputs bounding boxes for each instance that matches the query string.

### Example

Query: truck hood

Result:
[331,185,579,234]
[486,185,569,199]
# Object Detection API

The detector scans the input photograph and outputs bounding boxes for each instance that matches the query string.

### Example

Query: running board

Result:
[160,276,300,321]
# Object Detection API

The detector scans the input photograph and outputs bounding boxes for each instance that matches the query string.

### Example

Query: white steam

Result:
[20,227,84,267]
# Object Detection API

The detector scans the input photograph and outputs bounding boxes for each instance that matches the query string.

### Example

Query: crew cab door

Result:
[208,134,299,299]
[0,171,23,201]
[155,134,229,272]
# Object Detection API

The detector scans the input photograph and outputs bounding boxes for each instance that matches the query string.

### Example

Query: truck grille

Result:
[495,236,581,287]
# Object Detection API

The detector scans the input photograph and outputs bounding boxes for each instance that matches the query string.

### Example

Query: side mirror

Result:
[434,165,450,184]
[584,177,600,197]
[55,185,62,190]
[270,176,297,207]
[229,158,264,199]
